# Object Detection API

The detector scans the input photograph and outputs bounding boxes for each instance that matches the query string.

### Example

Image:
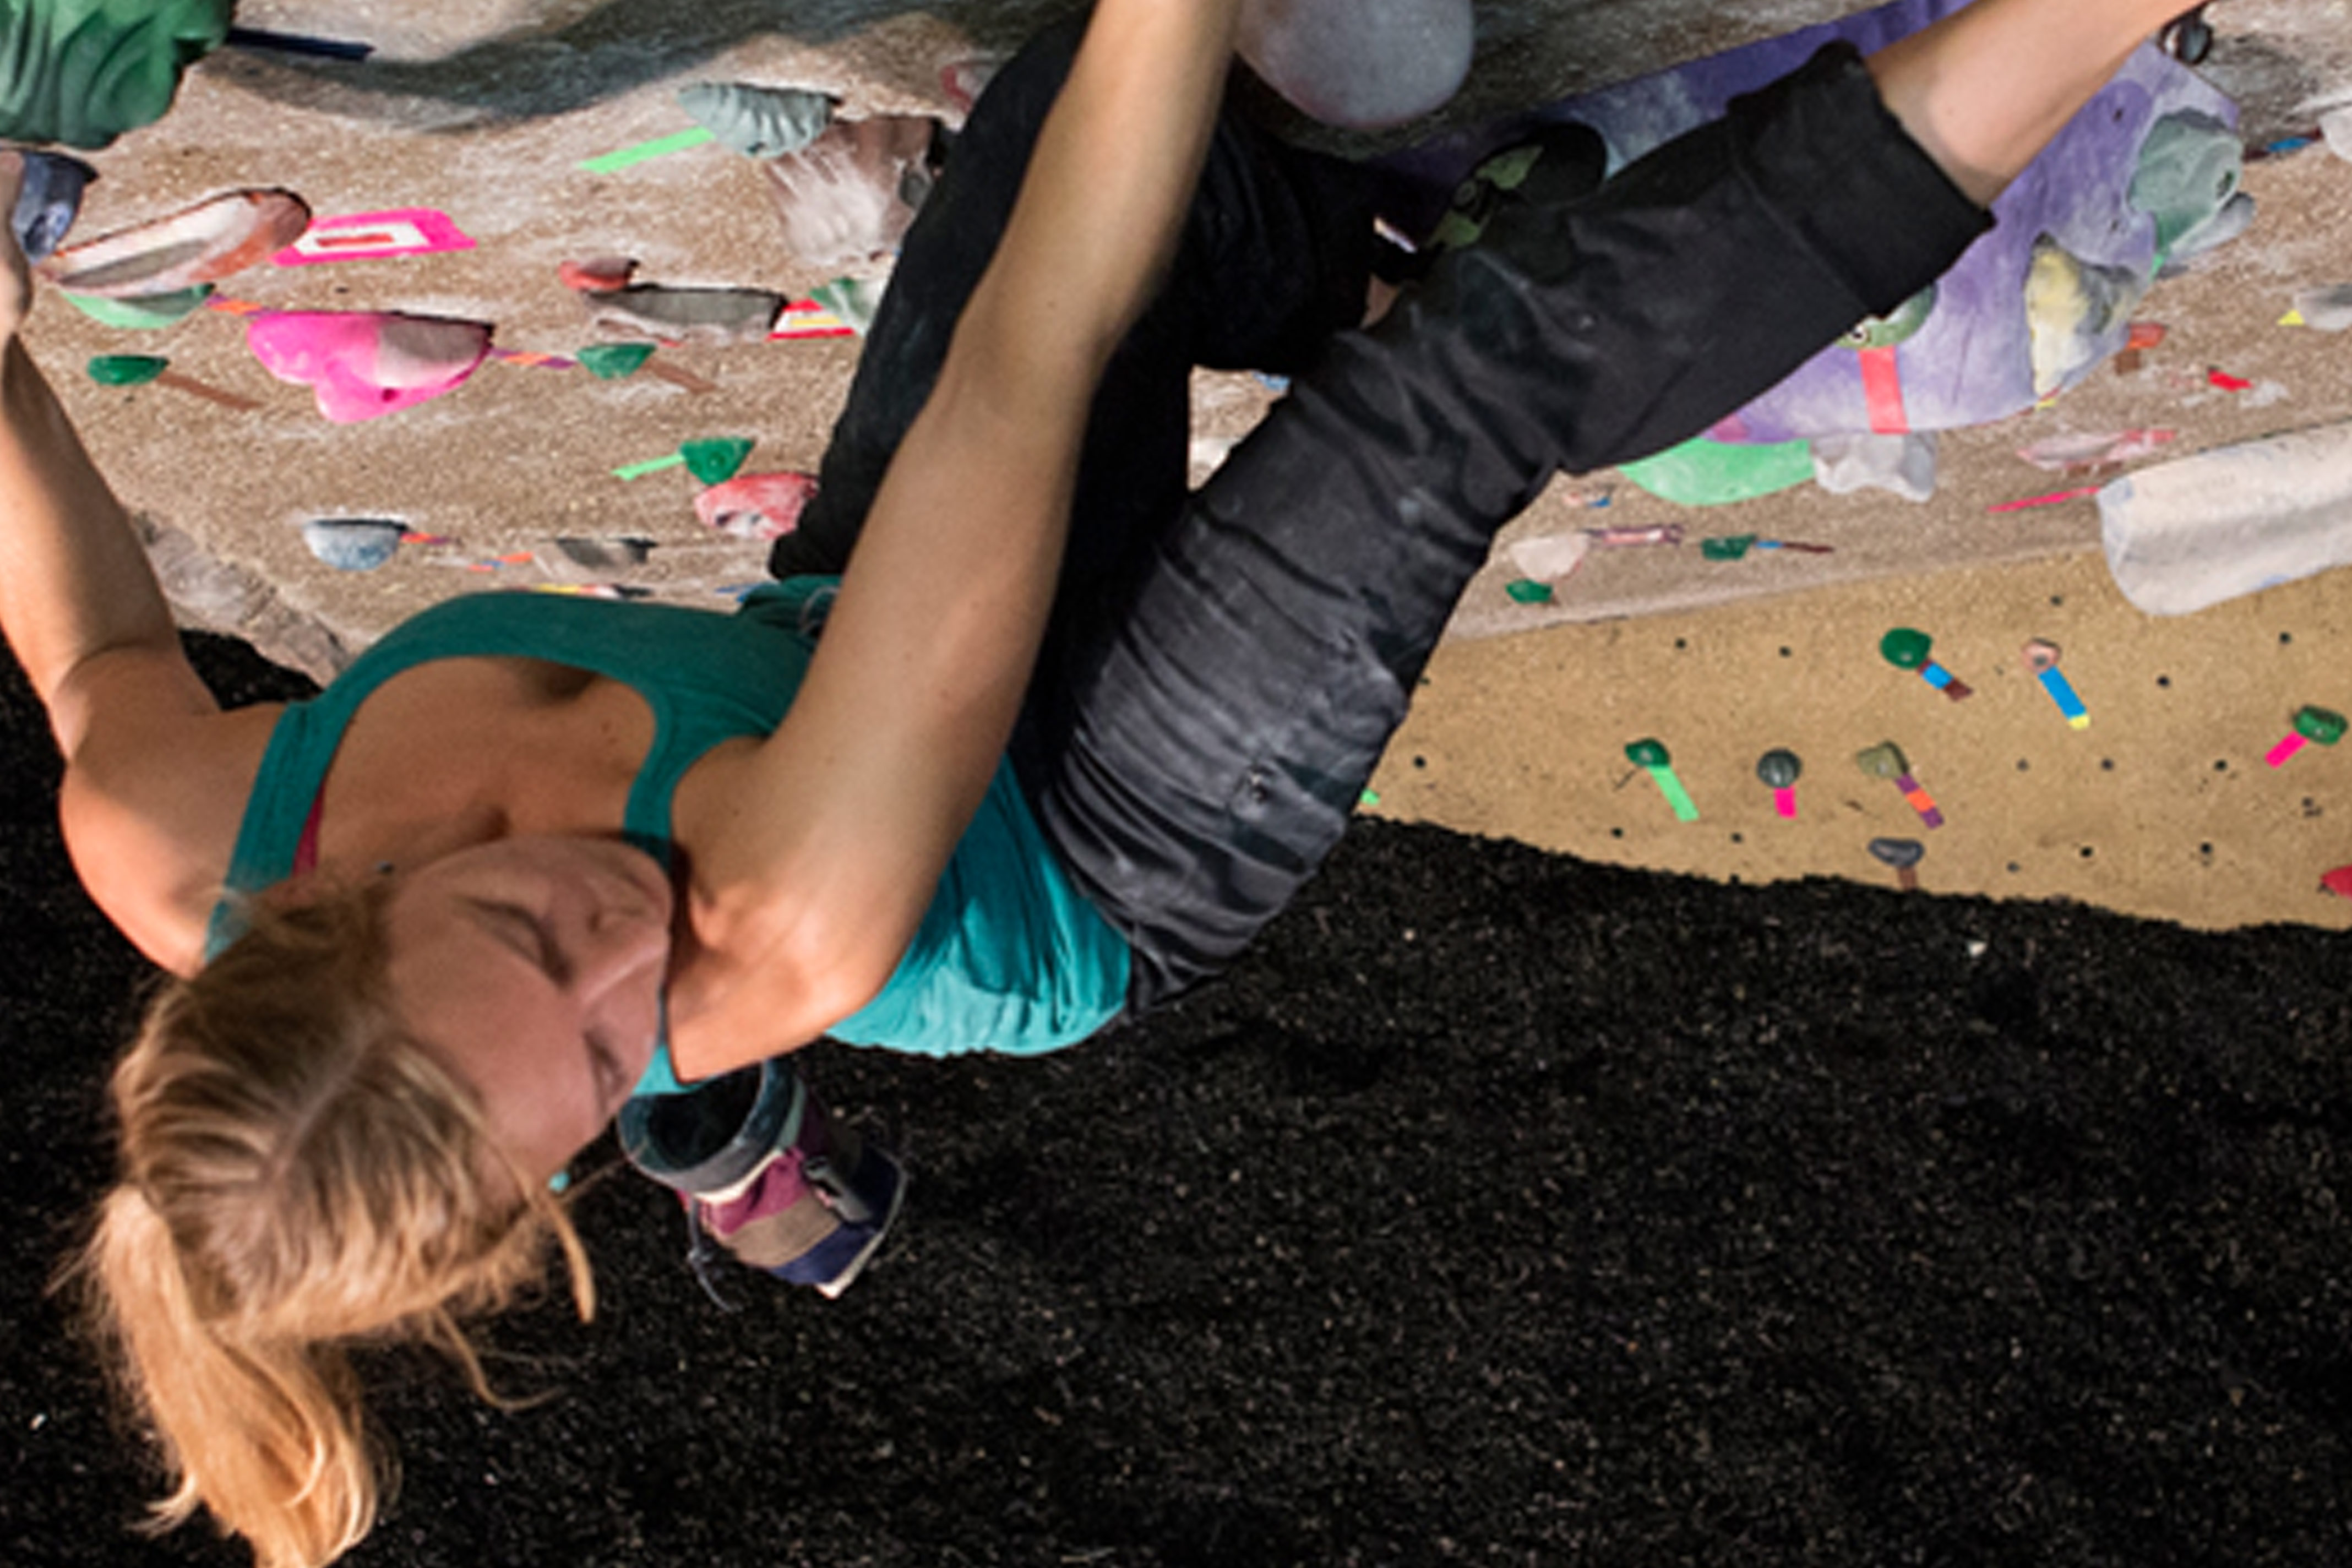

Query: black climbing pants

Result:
[774,15,1989,1014]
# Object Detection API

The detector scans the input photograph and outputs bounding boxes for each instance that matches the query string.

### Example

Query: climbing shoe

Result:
[619,1058,906,1303]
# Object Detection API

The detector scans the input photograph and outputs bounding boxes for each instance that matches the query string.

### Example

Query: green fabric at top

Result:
[0,0,233,148]
[206,583,1130,1066]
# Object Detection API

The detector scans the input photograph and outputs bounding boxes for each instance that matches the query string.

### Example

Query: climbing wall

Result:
[14,0,2352,934]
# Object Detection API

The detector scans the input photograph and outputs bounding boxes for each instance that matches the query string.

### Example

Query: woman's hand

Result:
[0,152,32,345]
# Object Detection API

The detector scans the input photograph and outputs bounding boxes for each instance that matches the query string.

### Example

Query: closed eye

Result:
[466,898,574,987]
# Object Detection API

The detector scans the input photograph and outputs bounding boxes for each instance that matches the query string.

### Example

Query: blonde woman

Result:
[0,1,2204,1564]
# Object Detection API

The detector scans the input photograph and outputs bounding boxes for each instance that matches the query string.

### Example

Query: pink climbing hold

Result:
[695,471,818,541]
[40,189,311,297]
[244,311,492,423]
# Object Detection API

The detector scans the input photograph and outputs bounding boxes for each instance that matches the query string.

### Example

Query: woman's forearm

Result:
[1868,0,2190,206]
[0,336,198,756]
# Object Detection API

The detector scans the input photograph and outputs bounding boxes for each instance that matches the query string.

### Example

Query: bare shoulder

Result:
[58,669,284,976]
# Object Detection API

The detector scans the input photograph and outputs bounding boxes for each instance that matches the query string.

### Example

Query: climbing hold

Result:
[2025,235,2144,399]
[1880,628,1972,700]
[1868,837,1925,891]
[807,276,884,337]
[2267,706,2348,768]
[761,115,945,269]
[1236,0,1474,129]
[2023,640,2089,729]
[9,151,95,263]
[1856,742,1942,829]
[585,283,786,346]
[1504,579,1553,605]
[548,536,656,569]
[2208,368,2256,393]
[677,82,835,159]
[0,0,234,149]
[2284,285,2352,333]
[1505,530,1591,587]
[695,470,818,541]
[2016,429,2176,474]
[1618,435,1814,507]
[1756,749,1801,819]
[60,284,213,328]
[244,311,492,423]
[86,353,165,386]
[576,342,657,380]
[1812,432,1940,502]
[560,256,638,293]
[2322,866,2352,899]
[40,189,310,297]
[85,352,259,409]
[1701,535,1757,562]
[682,437,755,487]
[300,518,407,572]
[1626,738,1698,823]
[939,58,998,117]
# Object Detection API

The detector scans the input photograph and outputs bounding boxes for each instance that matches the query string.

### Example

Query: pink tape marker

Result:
[272,208,476,266]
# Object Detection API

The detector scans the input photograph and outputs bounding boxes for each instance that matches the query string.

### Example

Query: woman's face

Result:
[381,835,676,1186]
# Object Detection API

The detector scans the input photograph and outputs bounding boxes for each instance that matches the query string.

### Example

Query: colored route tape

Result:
[579,127,719,174]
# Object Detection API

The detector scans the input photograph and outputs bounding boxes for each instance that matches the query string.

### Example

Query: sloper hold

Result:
[246,310,492,423]
[677,82,834,158]
[61,282,211,328]
[585,284,784,346]
[301,518,407,571]
[1237,0,1473,129]
[40,188,310,297]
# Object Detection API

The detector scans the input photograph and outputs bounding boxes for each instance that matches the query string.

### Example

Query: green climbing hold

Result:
[577,342,657,380]
[1854,741,1909,781]
[62,284,214,329]
[1756,748,1802,788]
[1838,285,1939,351]
[0,0,235,149]
[1701,535,1758,562]
[1879,627,1934,671]
[1625,738,1670,769]
[1618,434,1814,507]
[1505,579,1554,605]
[86,353,168,386]
[2294,705,2348,746]
[682,437,755,486]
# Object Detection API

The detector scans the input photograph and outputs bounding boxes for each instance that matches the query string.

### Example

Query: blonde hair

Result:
[69,877,595,1568]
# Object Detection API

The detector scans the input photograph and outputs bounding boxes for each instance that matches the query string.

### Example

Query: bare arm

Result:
[0,154,272,973]
[1867,0,2191,206]
[668,0,1244,1066]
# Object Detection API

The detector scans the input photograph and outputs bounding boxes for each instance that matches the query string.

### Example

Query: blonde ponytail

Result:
[71,877,595,1568]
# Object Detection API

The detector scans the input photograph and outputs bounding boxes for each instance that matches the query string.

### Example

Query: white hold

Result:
[1238,0,1474,129]
[2290,284,2352,333]
[2099,420,2352,615]
[2321,104,2352,165]
[1812,432,1939,502]
[1506,529,1592,584]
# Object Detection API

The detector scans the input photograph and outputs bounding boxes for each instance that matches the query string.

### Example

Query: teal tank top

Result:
[205,584,1130,1068]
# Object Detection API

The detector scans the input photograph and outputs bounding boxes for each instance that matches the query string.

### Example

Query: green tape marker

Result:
[578,126,718,175]
[613,453,687,481]
[1625,738,1699,823]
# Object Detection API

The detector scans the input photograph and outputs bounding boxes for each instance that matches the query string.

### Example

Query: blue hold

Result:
[10,150,96,262]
